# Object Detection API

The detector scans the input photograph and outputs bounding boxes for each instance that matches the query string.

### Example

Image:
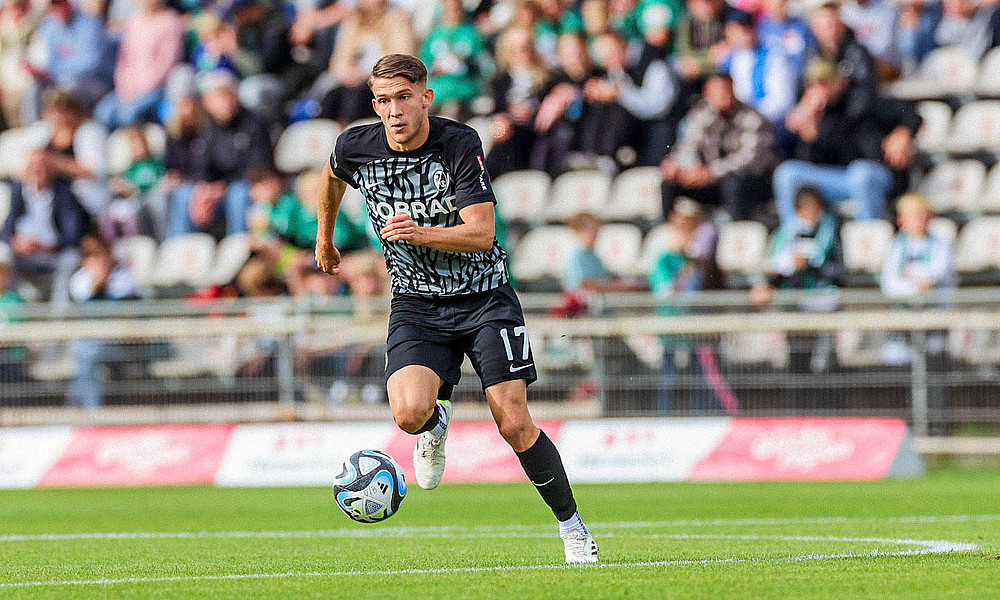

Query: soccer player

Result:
[315,54,598,564]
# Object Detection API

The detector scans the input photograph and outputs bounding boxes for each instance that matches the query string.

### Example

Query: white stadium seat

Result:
[918,159,987,213]
[340,184,367,223]
[976,47,1000,97]
[945,101,1000,154]
[594,223,643,277]
[928,217,959,245]
[112,235,158,288]
[211,233,252,285]
[106,123,167,175]
[889,47,977,100]
[151,233,216,288]
[639,223,674,275]
[511,226,573,281]
[73,120,109,177]
[0,124,49,179]
[715,221,767,274]
[493,170,550,223]
[954,216,1000,272]
[721,332,789,368]
[464,116,493,157]
[274,119,342,174]
[915,101,952,153]
[547,170,612,222]
[606,167,663,221]
[0,181,10,227]
[979,163,1000,212]
[840,219,894,273]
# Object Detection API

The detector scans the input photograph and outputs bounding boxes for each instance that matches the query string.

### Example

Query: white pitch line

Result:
[0,536,978,589]
[2,514,999,543]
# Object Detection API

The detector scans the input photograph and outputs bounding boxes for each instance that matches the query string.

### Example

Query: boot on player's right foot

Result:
[561,528,599,564]
[413,400,452,490]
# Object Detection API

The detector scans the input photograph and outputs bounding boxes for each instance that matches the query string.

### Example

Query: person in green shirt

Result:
[0,260,26,382]
[103,126,166,240]
[420,0,493,118]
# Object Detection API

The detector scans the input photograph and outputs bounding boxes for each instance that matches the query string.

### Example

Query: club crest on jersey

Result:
[432,168,449,192]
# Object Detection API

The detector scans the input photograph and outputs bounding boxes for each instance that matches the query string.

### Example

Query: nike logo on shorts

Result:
[509,363,534,373]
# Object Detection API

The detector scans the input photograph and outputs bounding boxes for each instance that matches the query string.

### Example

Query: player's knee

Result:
[393,404,433,434]
[498,419,537,451]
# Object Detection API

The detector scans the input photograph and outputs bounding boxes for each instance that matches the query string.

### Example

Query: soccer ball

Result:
[333,449,406,523]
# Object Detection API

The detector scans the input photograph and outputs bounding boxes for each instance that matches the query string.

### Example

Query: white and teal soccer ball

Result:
[333,449,406,523]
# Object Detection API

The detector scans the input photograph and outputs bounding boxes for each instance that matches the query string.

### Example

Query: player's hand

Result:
[315,241,341,275]
[380,212,425,245]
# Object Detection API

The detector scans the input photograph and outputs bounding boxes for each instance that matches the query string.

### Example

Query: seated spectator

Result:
[532,32,599,175]
[774,60,921,227]
[750,186,844,306]
[582,31,679,168]
[102,126,165,240]
[168,70,272,238]
[648,199,722,414]
[561,211,640,293]
[934,0,1000,60]
[881,193,955,298]
[719,9,796,126]
[66,235,140,410]
[660,73,777,221]
[757,0,811,74]
[190,12,241,77]
[896,0,940,76]
[0,0,44,128]
[803,3,877,120]
[320,0,414,124]
[840,0,901,80]
[673,0,729,88]
[1,149,89,304]
[25,0,109,119]
[94,0,184,130]
[486,26,552,177]
[147,91,208,240]
[419,0,489,120]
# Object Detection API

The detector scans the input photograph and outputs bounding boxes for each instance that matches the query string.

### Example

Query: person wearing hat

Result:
[773,57,921,228]
[167,70,273,238]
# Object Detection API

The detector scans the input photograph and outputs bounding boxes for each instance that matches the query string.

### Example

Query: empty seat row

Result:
[494,167,662,225]
[890,46,1000,100]
[113,232,251,290]
[511,217,1000,284]
[916,101,1000,154]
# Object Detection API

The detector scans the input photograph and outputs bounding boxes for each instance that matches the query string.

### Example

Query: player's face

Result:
[371,77,434,150]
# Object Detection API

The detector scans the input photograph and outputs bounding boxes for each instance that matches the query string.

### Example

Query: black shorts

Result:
[385,282,538,400]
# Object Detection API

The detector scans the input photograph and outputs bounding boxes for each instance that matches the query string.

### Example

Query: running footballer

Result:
[315,54,598,563]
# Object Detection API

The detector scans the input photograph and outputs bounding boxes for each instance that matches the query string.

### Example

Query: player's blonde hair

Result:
[897,193,934,217]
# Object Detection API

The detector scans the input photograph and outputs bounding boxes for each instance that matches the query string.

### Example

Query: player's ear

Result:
[422,87,434,109]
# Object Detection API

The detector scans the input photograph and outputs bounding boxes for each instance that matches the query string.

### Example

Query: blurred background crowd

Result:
[1,0,998,320]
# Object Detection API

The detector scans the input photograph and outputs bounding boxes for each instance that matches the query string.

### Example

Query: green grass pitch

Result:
[1,466,999,599]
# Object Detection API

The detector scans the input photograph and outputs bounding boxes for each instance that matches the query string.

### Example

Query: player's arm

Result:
[316,159,348,274]
[380,202,495,253]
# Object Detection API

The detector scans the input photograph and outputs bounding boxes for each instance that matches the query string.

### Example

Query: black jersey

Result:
[330,116,509,297]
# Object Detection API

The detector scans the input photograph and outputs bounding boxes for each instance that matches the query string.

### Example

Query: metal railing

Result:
[1,288,999,436]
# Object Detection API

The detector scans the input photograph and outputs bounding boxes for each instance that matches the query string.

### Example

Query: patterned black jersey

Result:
[330,116,508,297]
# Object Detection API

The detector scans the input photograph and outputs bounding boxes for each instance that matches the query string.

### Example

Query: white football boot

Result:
[561,529,600,564]
[413,400,452,490]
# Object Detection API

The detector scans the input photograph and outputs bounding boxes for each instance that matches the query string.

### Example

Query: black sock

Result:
[515,429,577,521]
[412,404,442,434]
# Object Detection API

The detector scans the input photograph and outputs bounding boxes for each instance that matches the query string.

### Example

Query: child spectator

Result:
[648,199,723,414]
[66,235,139,410]
[562,211,643,295]
[881,193,955,298]
[102,126,165,240]
[750,186,844,306]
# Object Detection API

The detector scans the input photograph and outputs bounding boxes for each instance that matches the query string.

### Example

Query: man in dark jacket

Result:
[168,70,273,238]
[803,3,878,119]
[1,149,89,303]
[774,59,921,227]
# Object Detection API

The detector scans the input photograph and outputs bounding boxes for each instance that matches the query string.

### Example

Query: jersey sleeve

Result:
[450,129,495,210]
[329,132,359,188]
